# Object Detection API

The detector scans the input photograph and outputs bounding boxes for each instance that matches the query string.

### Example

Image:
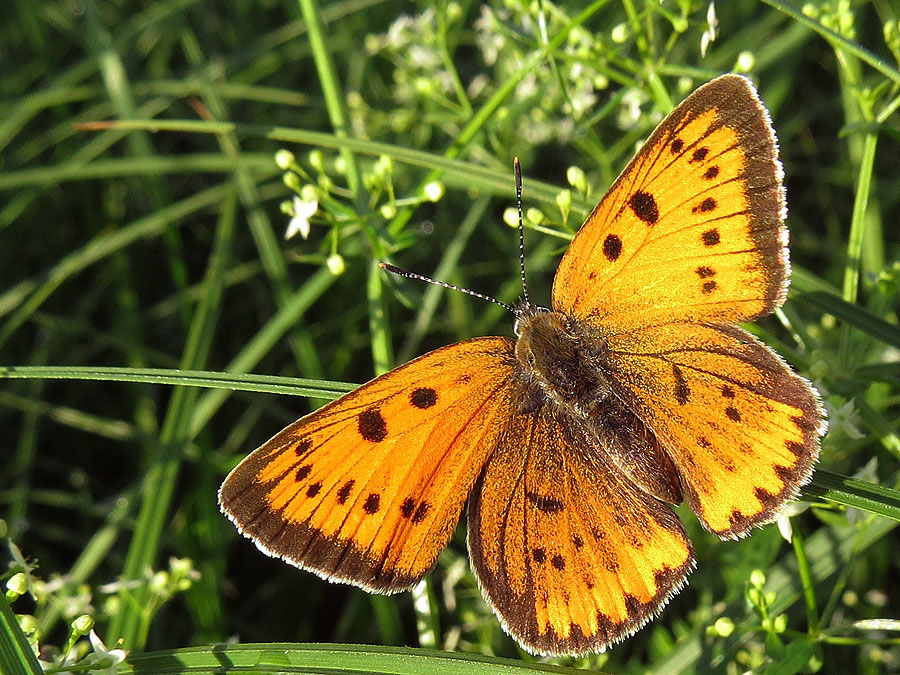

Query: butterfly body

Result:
[220,74,825,656]
[513,307,612,414]
[511,306,685,506]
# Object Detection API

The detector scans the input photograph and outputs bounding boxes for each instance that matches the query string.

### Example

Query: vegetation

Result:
[1,0,900,672]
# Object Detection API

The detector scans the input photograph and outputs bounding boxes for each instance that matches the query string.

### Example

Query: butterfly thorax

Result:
[513,308,613,416]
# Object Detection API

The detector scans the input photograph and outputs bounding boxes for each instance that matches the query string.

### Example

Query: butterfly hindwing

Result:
[467,409,695,655]
[219,337,517,592]
[605,322,824,538]
[552,74,787,332]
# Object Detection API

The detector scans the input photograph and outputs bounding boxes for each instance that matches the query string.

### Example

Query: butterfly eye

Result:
[513,318,523,336]
[513,306,551,336]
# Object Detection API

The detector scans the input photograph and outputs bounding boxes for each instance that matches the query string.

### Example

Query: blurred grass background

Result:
[2,0,900,673]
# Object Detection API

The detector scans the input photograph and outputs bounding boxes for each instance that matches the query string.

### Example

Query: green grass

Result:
[2,0,900,672]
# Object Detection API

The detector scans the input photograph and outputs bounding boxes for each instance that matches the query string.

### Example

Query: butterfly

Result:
[219,74,826,656]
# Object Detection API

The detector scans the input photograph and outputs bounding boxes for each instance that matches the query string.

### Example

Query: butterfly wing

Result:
[552,74,787,331]
[467,409,695,655]
[219,337,517,593]
[604,322,825,538]
[549,73,823,537]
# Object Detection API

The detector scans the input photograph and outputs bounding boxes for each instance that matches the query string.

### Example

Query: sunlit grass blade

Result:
[125,643,591,674]
[0,366,355,400]
[803,470,900,522]
[0,592,42,675]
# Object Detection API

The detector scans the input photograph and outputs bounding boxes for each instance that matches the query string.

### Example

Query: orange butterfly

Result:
[219,74,826,655]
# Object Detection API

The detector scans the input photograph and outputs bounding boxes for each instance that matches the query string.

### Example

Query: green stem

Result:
[108,190,237,649]
[298,0,361,201]
[368,258,393,375]
[791,525,820,635]
[758,0,900,85]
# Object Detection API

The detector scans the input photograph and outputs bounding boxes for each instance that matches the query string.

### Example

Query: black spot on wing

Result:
[412,501,430,523]
[526,491,564,513]
[294,438,312,458]
[692,197,717,214]
[628,190,659,225]
[363,493,380,514]
[358,408,387,442]
[410,387,437,409]
[399,498,430,523]
[701,229,720,246]
[603,234,622,261]
[336,480,354,504]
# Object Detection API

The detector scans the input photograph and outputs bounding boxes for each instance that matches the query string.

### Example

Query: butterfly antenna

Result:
[514,157,531,307]
[380,263,516,314]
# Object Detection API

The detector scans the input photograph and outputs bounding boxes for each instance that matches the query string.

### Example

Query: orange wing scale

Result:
[468,411,695,655]
[220,337,517,592]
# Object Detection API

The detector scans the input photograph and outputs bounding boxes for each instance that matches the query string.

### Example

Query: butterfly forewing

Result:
[604,322,824,538]
[552,74,787,332]
[468,410,695,655]
[219,337,518,592]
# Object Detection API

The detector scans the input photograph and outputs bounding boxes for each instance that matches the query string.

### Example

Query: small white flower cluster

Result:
[365,9,457,107]
[4,548,202,675]
[274,146,447,276]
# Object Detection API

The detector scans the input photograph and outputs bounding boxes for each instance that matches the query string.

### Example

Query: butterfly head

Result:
[512,301,550,337]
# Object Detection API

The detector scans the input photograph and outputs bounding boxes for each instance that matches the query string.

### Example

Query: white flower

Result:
[827,399,864,439]
[285,194,318,240]
[80,630,128,675]
[700,2,718,57]
[617,88,647,129]
[775,501,810,542]
[423,181,444,202]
